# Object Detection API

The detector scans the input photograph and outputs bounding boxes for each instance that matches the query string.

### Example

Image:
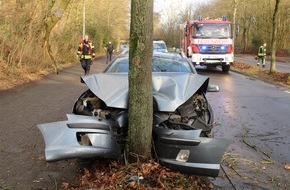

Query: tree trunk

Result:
[127,0,153,162]
[270,0,281,73]
[44,0,71,74]
[233,0,237,49]
[242,26,247,53]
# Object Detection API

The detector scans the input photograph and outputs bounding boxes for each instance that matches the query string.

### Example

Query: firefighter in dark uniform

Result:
[257,43,267,67]
[77,35,95,75]
[105,41,114,64]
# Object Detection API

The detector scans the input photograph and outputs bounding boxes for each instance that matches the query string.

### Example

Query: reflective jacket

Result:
[258,46,266,57]
[77,40,95,59]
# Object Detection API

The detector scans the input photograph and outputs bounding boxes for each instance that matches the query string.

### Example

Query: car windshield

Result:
[105,56,192,73]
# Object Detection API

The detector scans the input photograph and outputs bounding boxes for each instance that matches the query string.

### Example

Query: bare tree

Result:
[43,0,71,74]
[127,0,153,161]
[270,0,281,73]
[159,1,181,47]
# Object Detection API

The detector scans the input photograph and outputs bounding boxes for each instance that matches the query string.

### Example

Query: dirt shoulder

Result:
[0,61,78,91]
[232,55,290,88]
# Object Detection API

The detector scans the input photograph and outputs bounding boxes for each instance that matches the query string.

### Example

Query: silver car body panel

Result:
[153,127,231,177]
[38,114,122,162]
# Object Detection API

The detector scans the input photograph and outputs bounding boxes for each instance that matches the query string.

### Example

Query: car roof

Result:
[153,40,166,43]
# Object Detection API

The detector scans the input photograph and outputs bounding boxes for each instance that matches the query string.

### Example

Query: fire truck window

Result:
[196,28,202,37]
[193,24,231,38]
[194,25,204,37]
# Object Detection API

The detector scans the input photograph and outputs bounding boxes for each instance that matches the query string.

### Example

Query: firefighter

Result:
[257,43,267,67]
[105,41,114,64]
[77,35,95,75]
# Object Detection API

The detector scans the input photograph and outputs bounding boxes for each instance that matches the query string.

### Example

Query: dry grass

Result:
[0,61,76,91]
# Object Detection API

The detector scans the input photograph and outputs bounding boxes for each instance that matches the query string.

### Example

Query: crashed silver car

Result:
[37,52,230,177]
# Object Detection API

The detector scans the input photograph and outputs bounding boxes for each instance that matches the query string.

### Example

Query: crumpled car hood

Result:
[81,72,209,112]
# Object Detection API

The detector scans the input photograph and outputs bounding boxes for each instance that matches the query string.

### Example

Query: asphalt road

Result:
[196,66,290,189]
[0,55,289,189]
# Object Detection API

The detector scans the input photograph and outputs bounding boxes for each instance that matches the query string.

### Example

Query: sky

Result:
[154,0,210,12]
[154,0,211,23]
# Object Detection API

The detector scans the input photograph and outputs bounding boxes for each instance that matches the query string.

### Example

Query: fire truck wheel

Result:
[222,65,230,72]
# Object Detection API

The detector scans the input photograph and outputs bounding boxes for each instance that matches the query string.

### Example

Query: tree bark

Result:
[44,0,71,74]
[270,0,281,73]
[233,0,237,49]
[127,0,153,162]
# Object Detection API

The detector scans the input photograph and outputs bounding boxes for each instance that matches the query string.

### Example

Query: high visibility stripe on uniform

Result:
[80,55,92,59]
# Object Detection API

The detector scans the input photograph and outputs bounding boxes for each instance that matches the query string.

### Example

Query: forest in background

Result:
[0,0,130,84]
[0,0,289,90]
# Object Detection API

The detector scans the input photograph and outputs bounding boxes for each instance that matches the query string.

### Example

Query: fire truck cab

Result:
[180,16,234,72]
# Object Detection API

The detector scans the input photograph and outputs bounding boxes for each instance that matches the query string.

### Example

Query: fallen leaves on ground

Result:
[0,62,76,91]
[63,159,213,190]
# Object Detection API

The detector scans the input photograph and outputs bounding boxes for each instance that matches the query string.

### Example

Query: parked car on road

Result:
[37,52,230,177]
[153,40,168,53]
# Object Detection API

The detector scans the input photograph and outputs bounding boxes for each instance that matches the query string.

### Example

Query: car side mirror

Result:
[207,84,219,92]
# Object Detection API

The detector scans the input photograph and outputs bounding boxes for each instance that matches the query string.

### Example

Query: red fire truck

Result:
[180,16,235,72]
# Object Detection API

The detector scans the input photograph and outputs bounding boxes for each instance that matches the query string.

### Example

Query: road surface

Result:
[197,66,290,189]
